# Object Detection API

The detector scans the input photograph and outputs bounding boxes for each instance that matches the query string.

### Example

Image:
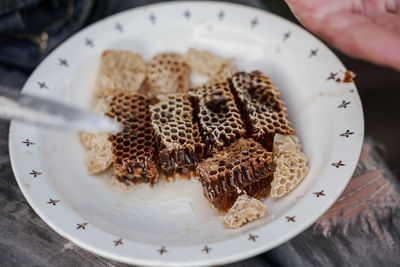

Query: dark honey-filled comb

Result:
[107,92,158,185]
[197,138,275,211]
[231,71,295,150]
[150,94,204,178]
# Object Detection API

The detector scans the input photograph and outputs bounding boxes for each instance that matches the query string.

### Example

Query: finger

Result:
[362,0,390,14]
[284,0,349,13]
[385,0,400,14]
[362,0,400,16]
[371,12,400,35]
[284,0,354,33]
[316,11,400,70]
[284,0,400,69]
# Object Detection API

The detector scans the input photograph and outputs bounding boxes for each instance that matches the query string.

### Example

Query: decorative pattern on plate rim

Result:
[22,139,35,146]
[313,190,326,198]
[331,160,345,168]
[58,58,68,67]
[340,130,354,138]
[149,13,156,24]
[76,222,88,230]
[37,82,48,89]
[218,10,225,21]
[115,22,123,33]
[47,199,60,206]
[113,238,123,246]
[309,49,318,58]
[286,216,296,222]
[327,72,338,80]
[248,234,258,242]
[250,17,258,28]
[283,31,290,41]
[158,246,167,255]
[183,10,191,20]
[84,38,94,47]
[29,170,42,177]
[202,245,211,253]
[338,100,351,109]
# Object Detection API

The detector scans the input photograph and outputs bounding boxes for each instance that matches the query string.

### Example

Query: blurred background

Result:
[0,0,399,174]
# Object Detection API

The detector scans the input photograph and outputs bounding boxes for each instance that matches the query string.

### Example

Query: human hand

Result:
[284,0,400,70]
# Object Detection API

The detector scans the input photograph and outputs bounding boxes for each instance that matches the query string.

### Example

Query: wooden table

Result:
[1,116,399,266]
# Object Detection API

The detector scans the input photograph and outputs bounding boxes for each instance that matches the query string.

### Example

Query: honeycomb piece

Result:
[107,92,158,185]
[110,175,130,190]
[231,71,296,150]
[222,194,267,229]
[184,48,237,86]
[79,102,113,175]
[94,50,146,101]
[184,48,232,76]
[91,98,109,115]
[208,61,237,85]
[81,50,145,176]
[190,81,246,154]
[197,138,275,211]
[150,94,204,178]
[271,134,309,198]
[86,145,113,175]
[79,132,108,150]
[145,53,190,95]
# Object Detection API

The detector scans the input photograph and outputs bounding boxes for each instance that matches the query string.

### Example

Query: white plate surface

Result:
[9,2,364,266]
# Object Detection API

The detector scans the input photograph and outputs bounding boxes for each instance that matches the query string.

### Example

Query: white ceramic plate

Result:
[9,1,364,266]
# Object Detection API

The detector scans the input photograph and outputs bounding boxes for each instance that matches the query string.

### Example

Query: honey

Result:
[197,138,275,211]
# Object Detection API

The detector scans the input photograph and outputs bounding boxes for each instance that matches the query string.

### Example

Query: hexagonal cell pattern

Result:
[107,92,158,185]
[150,94,204,178]
[197,138,275,211]
[145,53,190,95]
[231,71,296,150]
[190,80,246,154]
[271,134,309,198]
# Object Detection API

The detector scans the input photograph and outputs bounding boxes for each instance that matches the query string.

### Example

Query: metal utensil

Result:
[0,85,120,133]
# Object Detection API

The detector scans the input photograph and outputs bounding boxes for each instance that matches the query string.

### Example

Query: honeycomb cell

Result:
[271,134,309,198]
[107,92,158,185]
[93,50,146,101]
[230,71,296,150]
[150,94,204,178]
[190,81,246,154]
[197,138,275,211]
[145,53,190,95]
